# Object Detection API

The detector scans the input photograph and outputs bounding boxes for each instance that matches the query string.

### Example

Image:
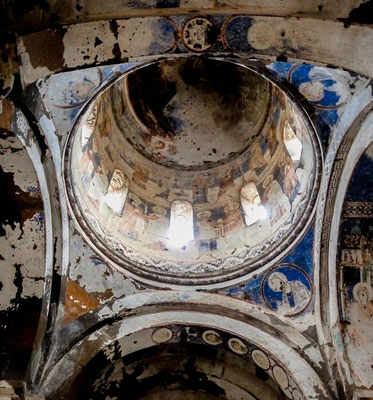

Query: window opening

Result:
[241,182,267,226]
[103,169,129,215]
[283,121,302,162]
[168,200,194,247]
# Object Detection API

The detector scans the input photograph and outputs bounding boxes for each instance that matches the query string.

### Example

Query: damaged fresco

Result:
[74,325,305,399]
[0,113,45,379]
[1,1,373,399]
[338,143,373,389]
[65,57,321,286]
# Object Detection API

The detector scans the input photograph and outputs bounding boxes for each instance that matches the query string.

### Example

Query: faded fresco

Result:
[0,105,45,378]
[226,226,314,319]
[33,55,367,323]
[67,58,319,282]
[338,144,373,388]
[268,62,368,148]
[69,325,304,399]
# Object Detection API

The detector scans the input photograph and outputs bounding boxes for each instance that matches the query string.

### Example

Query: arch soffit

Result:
[38,292,332,399]
[315,103,373,388]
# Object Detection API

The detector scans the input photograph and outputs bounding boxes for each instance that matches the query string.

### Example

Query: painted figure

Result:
[268,271,311,313]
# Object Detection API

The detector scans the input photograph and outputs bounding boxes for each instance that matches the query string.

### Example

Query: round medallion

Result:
[261,264,313,316]
[251,348,270,370]
[177,326,198,342]
[183,17,214,52]
[152,327,173,344]
[228,337,248,355]
[272,365,289,390]
[202,330,223,346]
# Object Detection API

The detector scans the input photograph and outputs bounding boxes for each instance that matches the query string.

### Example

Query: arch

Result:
[315,103,373,395]
[36,292,333,399]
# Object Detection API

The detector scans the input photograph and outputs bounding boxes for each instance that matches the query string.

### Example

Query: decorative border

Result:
[149,324,305,400]
[343,201,373,218]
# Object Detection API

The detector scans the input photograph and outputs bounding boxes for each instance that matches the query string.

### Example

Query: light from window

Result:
[103,169,129,215]
[168,200,194,247]
[283,121,302,162]
[81,105,97,148]
[241,182,267,226]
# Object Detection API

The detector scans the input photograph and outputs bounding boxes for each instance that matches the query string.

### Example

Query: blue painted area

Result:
[69,107,81,121]
[289,64,313,87]
[268,62,293,79]
[199,239,217,252]
[32,211,45,232]
[148,18,176,54]
[227,275,263,304]
[262,265,312,312]
[26,186,40,194]
[224,225,314,311]
[224,16,253,52]
[124,0,179,8]
[100,62,139,82]
[282,225,314,276]
[90,256,105,266]
[267,62,350,149]
[346,152,373,202]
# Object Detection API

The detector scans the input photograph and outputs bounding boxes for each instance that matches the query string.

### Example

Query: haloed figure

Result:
[268,271,310,313]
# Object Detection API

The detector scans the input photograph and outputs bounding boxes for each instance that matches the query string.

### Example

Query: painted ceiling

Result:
[1,1,373,399]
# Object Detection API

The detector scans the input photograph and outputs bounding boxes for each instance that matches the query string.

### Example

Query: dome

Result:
[64,57,321,288]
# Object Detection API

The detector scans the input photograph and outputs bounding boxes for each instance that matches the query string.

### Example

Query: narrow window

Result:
[81,105,97,148]
[168,201,194,247]
[283,121,302,162]
[241,182,267,226]
[103,169,129,215]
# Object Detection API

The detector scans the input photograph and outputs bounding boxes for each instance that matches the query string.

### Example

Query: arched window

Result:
[283,121,302,162]
[168,200,194,247]
[81,105,97,148]
[241,182,267,226]
[103,169,129,215]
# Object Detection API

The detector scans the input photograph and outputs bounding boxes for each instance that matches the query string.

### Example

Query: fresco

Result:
[38,62,139,136]
[66,58,320,285]
[225,226,314,317]
[261,264,312,316]
[267,62,368,149]
[0,118,45,379]
[34,42,368,314]
[338,144,373,388]
[80,325,304,400]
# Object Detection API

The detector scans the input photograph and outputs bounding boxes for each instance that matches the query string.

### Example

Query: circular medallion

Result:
[228,337,248,355]
[261,264,313,316]
[183,17,214,52]
[177,326,198,342]
[202,330,223,346]
[252,348,271,370]
[152,327,173,344]
[272,365,289,390]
